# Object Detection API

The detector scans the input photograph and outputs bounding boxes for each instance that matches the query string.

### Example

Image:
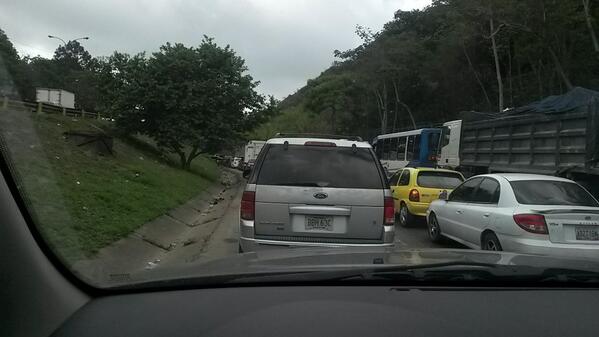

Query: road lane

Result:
[393,218,467,250]
[195,190,468,259]
[193,182,245,262]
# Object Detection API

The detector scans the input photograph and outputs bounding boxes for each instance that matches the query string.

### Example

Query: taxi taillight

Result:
[409,189,420,202]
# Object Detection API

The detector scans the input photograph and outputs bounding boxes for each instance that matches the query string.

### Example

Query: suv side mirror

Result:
[242,167,251,179]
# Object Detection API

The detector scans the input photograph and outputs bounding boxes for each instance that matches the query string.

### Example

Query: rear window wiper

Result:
[270,182,329,187]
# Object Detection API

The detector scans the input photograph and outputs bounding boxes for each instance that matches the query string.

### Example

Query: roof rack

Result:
[273,133,363,142]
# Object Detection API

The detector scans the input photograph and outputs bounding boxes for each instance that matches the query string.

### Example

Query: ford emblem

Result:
[314,192,328,199]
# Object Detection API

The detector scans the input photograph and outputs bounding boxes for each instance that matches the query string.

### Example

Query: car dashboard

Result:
[52,285,598,337]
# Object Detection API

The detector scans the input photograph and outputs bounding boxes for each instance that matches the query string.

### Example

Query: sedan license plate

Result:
[575,226,599,241]
[305,216,333,231]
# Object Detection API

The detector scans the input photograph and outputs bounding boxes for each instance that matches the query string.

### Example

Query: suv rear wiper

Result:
[273,182,329,187]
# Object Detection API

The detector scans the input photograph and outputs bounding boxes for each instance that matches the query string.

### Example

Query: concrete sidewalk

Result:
[72,169,244,284]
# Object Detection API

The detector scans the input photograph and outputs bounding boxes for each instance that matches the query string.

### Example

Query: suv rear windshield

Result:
[256,144,383,189]
[510,180,599,207]
[417,171,463,189]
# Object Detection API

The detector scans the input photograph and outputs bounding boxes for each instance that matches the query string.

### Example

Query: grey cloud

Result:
[1,0,430,98]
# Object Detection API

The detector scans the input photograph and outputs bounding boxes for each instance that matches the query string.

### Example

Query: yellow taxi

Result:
[389,167,465,227]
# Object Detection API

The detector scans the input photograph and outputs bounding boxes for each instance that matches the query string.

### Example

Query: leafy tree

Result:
[268,0,599,140]
[0,28,30,99]
[53,40,92,72]
[109,37,276,169]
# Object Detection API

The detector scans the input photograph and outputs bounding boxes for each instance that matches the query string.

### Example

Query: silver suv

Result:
[239,134,395,252]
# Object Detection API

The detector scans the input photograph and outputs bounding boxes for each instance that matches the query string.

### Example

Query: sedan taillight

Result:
[240,191,256,220]
[513,214,548,234]
[384,197,395,225]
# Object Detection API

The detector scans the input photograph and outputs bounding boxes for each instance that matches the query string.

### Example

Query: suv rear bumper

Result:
[240,236,395,252]
[240,220,395,252]
[498,234,599,260]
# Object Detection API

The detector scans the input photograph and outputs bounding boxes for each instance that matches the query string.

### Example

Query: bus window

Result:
[389,137,398,160]
[441,126,450,148]
[413,135,421,160]
[429,132,440,157]
[375,140,382,158]
[397,137,406,161]
[406,136,414,160]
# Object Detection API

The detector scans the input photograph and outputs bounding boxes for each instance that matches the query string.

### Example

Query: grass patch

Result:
[0,110,219,264]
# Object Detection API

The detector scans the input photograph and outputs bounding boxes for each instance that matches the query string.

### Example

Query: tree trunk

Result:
[547,46,574,91]
[331,108,336,133]
[528,56,543,99]
[537,58,544,98]
[184,146,202,170]
[177,151,187,169]
[392,79,416,129]
[374,87,387,134]
[516,56,523,94]
[582,0,599,55]
[462,40,493,111]
[397,100,416,130]
[507,39,513,108]
[489,16,504,113]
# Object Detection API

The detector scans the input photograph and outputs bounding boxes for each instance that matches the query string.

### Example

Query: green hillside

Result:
[252,0,599,140]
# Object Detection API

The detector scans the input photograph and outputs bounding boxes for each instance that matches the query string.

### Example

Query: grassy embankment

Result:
[0,109,218,263]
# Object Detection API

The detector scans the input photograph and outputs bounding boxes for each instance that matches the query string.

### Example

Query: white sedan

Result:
[426,173,599,260]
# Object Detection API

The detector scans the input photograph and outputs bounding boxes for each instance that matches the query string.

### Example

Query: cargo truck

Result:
[244,141,265,164]
[437,88,599,195]
[35,88,75,109]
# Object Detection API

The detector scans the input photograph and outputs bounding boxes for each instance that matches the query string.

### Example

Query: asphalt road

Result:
[393,218,467,250]
[198,186,468,263]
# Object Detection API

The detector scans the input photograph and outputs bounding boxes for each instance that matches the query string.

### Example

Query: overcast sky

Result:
[1,0,430,99]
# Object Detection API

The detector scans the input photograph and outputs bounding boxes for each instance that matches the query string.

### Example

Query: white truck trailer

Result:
[35,88,75,109]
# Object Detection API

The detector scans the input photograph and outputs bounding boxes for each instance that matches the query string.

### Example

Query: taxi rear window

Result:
[417,171,463,189]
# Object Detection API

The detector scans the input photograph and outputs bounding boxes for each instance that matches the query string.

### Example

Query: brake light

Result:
[513,214,548,234]
[384,197,394,225]
[304,141,336,147]
[409,189,420,202]
[428,155,437,161]
[240,191,255,220]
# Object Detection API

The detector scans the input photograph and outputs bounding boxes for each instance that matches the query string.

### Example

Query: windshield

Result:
[511,181,599,207]
[1,0,599,289]
[417,171,463,189]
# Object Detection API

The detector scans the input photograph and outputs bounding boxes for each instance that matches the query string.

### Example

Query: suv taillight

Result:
[240,191,256,220]
[513,214,548,234]
[409,189,420,202]
[384,197,394,225]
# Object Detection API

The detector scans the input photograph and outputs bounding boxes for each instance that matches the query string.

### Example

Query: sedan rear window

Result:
[257,144,383,189]
[417,171,463,189]
[510,180,599,207]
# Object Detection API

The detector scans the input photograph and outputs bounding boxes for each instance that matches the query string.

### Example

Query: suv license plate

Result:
[305,216,333,231]
[575,226,599,241]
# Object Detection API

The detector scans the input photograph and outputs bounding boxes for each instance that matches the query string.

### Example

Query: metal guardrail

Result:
[1,96,102,119]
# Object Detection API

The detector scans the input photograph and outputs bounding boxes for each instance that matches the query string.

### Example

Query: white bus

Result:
[372,128,442,175]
